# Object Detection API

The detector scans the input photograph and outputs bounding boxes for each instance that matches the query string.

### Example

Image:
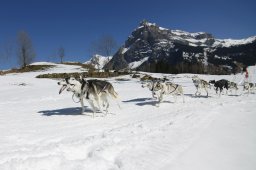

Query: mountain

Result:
[104,21,256,74]
[84,54,112,69]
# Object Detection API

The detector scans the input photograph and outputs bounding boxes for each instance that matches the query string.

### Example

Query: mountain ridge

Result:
[104,21,256,74]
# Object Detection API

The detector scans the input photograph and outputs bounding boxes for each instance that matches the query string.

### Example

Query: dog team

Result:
[57,74,255,117]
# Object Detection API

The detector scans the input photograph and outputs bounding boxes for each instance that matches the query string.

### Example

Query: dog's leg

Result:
[94,91,104,113]
[80,98,85,114]
[182,92,185,103]
[198,86,201,96]
[205,87,208,97]
[87,99,96,118]
[173,94,177,103]
[215,87,218,94]
[195,87,198,96]
[95,96,103,113]
[219,87,223,97]
[101,94,109,115]
[155,93,162,107]
[105,100,109,115]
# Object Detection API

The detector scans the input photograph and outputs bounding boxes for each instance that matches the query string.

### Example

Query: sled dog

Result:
[209,79,229,96]
[141,80,158,98]
[243,82,255,95]
[58,76,119,117]
[192,75,210,97]
[227,81,239,95]
[152,81,184,105]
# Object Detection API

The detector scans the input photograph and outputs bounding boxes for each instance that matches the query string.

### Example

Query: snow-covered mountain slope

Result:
[0,64,256,170]
[84,54,112,69]
[105,21,256,74]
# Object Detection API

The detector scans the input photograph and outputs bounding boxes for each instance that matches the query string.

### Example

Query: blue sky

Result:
[0,0,256,69]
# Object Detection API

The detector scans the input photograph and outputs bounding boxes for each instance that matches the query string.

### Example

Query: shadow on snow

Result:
[38,107,92,116]
[122,98,152,103]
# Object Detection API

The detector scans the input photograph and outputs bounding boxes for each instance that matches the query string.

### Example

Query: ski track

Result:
[0,64,255,170]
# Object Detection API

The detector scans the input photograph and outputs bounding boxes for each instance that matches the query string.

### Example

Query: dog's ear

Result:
[79,74,84,81]
[80,74,87,80]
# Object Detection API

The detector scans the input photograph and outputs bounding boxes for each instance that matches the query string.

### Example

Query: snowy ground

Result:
[0,63,255,170]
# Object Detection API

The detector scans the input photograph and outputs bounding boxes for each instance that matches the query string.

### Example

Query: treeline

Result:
[139,60,242,75]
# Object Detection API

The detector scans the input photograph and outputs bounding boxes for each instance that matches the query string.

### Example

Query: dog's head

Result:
[152,81,164,92]
[228,82,238,90]
[243,82,250,90]
[57,79,68,94]
[192,75,199,82]
[141,81,153,89]
[65,77,80,86]
[57,76,82,94]
[209,80,215,84]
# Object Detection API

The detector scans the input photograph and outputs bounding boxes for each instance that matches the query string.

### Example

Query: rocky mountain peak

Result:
[104,21,256,74]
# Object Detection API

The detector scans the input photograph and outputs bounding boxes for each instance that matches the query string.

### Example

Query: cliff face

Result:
[104,21,256,74]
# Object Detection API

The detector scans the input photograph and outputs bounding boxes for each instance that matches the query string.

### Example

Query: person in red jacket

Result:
[244,67,249,82]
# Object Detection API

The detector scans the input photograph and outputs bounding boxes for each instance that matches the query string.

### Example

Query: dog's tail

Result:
[108,87,121,109]
[112,90,122,109]
[112,90,119,99]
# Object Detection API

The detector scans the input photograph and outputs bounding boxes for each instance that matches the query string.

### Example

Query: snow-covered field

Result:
[0,63,255,170]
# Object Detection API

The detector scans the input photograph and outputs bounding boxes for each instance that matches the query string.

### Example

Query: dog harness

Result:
[164,84,179,95]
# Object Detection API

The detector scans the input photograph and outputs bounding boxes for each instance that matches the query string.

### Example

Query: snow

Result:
[128,57,149,69]
[167,97,256,170]
[30,62,58,66]
[0,64,256,170]
[121,47,129,54]
[159,27,168,31]
[214,55,231,60]
[214,36,256,47]
[144,22,156,27]
[170,29,256,47]
[133,23,256,48]
[84,54,112,69]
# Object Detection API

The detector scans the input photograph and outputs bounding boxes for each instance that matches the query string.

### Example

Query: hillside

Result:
[105,21,256,74]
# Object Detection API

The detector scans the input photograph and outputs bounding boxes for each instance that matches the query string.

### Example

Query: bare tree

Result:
[17,31,36,68]
[90,35,117,57]
[58,47,65,63]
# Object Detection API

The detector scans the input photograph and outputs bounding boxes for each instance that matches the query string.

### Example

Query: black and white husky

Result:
[209,79,238,96]
[209,79,229,96]
[192,75,210,97]
[243,82,255,95]
[152,81,184,105]
[58,76,119,117]
[227,81,239,95]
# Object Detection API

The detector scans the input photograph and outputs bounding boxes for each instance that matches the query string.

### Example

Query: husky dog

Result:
[152,81,184,105]
[243,82,255,95]
[141,81,157,98]
[209,79,229,96]
[227,81,239,95]
[141,81,154,91]
[192,75,210,97]
[58,76,119,117]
